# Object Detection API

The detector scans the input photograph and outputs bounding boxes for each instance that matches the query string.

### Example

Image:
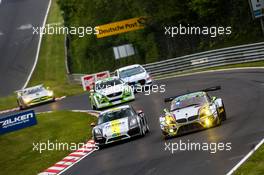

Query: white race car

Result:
[91,105,149,149]
[16,85,55,109]
[89,77,135,110]
[160,86,226,139]
[114,64,153,90]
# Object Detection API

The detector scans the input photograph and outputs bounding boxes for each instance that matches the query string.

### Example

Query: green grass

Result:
[27,0,83,97]
[0,95,18,111]
[234,144,264,175]
[0,111,97,175]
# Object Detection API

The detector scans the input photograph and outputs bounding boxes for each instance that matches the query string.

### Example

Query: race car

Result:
[114,64,153,90]
[16,85,55,109]
[159,86,226,139]
[91,105,149,148]
[89,77,135,110]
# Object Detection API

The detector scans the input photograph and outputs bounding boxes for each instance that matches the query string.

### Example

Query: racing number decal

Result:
[110,120,121,137]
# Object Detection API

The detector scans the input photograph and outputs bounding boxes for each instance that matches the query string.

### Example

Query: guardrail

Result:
[69,42,264,84]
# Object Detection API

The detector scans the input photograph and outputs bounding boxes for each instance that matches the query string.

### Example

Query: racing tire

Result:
[17,100,25,110]
[140,122,146,136]
[92,105,97,110]
[221,103,227,121]
[146,124,150,133]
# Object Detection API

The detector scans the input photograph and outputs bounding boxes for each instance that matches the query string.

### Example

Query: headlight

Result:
[129,118,137,128]
[166,119,173,125]
[47,91,54,97]
[94,128,102,136]
[123,86,132,96]
[96,94,108,103]
[165,115,175,125]
[199,105,213,118]
[23,97,31,104]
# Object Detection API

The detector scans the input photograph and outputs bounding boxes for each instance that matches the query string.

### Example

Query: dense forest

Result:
[58,0,264,74]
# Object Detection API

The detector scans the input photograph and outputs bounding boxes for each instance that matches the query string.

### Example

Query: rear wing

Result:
[164,86,221,102]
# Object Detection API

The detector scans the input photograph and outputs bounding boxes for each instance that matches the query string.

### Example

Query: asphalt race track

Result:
[0,0,50,97]
[6,68,262,175]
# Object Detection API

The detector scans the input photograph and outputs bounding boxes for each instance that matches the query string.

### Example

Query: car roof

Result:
[100,105,130,114]
[117,64,143,72]
[16,84,44,94]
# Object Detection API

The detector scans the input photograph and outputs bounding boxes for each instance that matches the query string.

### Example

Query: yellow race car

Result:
[159,86,226,139]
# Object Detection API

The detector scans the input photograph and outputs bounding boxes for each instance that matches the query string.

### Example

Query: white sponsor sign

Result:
[191,58,208,66]
[81,71,110,91]
[250,0,264,18]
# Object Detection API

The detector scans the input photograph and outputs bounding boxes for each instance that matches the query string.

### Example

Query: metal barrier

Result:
[143,42,264,76]
[69,42,264,84]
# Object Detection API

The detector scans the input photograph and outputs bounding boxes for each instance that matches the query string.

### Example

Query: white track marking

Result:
[17,24,33,30]
[226,138,264,175]
[22,0,52,89]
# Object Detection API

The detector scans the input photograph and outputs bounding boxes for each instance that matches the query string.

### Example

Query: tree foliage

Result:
[58,0,263,74]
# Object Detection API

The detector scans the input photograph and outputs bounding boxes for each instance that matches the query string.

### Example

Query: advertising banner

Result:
[0,110,37,135]
[81,71,110,91]
[81,74,96,91]
[96,17,146,38]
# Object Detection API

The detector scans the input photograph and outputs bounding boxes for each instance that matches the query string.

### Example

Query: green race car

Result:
[89,77,135,110]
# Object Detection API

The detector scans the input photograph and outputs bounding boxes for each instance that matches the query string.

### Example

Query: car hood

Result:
[171,105,201,120]
[121,72,148,83]
[100,118,129,137]
[96,84,125,96]
[22,90,49,100]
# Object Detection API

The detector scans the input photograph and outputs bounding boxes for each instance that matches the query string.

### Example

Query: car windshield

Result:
[119,66,145,78]
[95,79,122,90]
[23,87,44,95]
[98,108,134,124]
[170,92,208,111]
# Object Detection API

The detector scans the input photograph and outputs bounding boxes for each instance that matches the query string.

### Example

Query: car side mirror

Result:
[136,110,144,117]
[137,110,143,114]
[163,108,169,113]
[90,122,96,127]
[212,96,217,101]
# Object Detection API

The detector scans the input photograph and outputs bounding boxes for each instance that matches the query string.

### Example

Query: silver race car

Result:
[91,105,149,148]
[114,64,153,90]
[16,85,55,109]
[159,86,226,139]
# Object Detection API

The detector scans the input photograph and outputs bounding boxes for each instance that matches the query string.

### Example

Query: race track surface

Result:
[0,0,50,97]
[17,68,264,175]
[2,69,264,175]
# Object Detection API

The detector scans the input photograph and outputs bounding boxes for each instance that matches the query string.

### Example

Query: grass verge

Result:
[234,144,264,175]
[0,0,84,111]
[27,0,83,97]
[0,111,97,175]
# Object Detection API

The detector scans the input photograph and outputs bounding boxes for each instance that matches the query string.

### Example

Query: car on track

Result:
[159,86,226,139]
[89,77,135,110]
[114,64,153,90]
[16,84,55,109]
[91,105,149,148]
